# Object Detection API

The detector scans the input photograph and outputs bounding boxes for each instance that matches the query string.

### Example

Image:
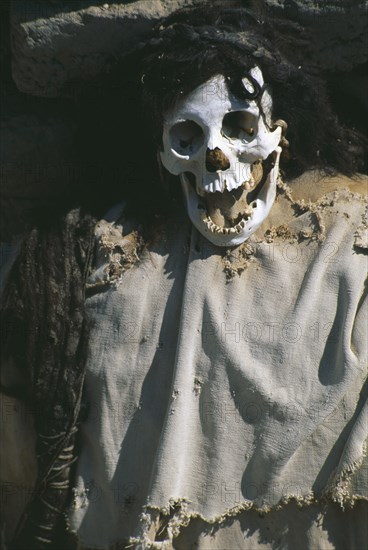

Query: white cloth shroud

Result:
[68,182,368,546]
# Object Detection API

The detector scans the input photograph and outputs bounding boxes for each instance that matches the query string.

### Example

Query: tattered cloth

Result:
[67,179,368,548]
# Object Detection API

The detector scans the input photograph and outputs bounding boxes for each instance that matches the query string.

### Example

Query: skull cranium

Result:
[160,67,283,247]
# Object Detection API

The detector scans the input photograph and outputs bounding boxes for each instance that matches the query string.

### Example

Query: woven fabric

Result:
[68,174,368,548]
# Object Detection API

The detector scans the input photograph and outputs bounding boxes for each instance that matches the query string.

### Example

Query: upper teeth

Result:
[197,174,255,195]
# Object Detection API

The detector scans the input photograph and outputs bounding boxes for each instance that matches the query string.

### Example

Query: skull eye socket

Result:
[222,111,258,142]
[169,120,205,156]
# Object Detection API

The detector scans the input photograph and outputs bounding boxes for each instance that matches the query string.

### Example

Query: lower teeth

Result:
[204,211,252,234]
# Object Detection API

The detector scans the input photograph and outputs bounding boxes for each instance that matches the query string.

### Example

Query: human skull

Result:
[160,68,283,247]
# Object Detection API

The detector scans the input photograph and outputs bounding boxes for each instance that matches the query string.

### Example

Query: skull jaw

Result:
[181,147,281,247]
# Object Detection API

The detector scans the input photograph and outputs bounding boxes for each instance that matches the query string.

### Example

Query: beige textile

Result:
[173,500,368,550]
[67,172,368,548]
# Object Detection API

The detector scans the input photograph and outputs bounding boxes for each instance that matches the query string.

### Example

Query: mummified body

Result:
[1,3,367,549]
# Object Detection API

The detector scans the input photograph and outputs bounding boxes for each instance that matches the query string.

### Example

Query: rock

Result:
[265,0,368,72]
[10,1,368,98]
[10,0,200,98]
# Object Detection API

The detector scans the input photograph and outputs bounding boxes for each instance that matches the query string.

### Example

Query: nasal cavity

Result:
[206,147,230,173]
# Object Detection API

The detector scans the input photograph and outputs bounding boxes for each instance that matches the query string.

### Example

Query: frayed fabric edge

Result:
[127,488,367,549]
[323,439,368,510]
[354,204,368,251]
[64,486,368,550]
